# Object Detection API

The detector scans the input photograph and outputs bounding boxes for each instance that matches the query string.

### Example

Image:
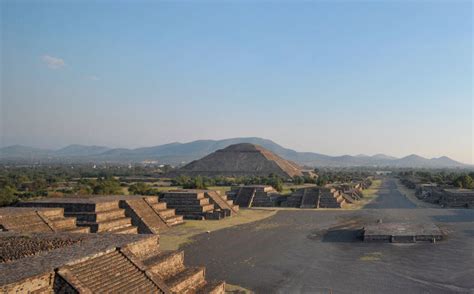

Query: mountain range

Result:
[0,138,471,168]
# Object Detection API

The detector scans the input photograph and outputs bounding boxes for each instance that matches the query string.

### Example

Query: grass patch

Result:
[159,209,277,251]
[346,179,382,209]
[226,284,254,294]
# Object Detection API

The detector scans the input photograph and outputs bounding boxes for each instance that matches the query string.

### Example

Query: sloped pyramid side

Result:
[176,143,303,178]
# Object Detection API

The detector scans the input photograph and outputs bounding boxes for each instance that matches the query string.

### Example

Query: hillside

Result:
[0,138,470,168]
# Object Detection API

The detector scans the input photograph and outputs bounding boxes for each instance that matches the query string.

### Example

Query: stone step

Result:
[38,208,65,219]
[165,267,206,293]
[77,217,132,233]
[174,204,214,213]
[163,198,210,206]
[142,196,158,204]
[50,218,76,229]
[66,208,125,222]
[164,215,184,226]
[107,225,138,234]
[144,250,185,279]
[196,281,226,294]
[63,226,90,234]
[162,192,206,200]
[94,201,121,212]
[156,208,176,218]
[152,202,167,211]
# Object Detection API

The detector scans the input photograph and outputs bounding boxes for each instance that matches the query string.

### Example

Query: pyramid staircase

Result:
[317,188,347,208]
[56,235,225,293]
[160,191,223,220]
[300,188,319,208]
[121,196,184,234]
[0,207,89,233]
[201,190,239,216]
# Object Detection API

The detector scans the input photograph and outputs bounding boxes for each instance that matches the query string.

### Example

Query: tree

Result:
[0,186,18,207]
[293,176,304,185]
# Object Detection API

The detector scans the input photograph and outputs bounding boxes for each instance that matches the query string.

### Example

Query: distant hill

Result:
[0,137,470,168]
[173,143,304,178]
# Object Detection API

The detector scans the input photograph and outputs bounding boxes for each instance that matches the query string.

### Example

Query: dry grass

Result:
[159,209,277,251]
[346,179,382,209]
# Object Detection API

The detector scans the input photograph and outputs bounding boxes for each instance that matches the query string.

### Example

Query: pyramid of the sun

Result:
[176,143,303,178]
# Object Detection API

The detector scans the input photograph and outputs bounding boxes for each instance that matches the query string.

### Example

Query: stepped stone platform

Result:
[161,190,238,220]
[284,187,347,208]
[0,207,89,233]
[226,185,281,207]
[18,195,183,234]
[0,232,225,293]
[363,223,443,243]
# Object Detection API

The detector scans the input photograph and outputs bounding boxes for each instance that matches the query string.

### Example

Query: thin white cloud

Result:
[41,55,65,69]
[86,75,100,81]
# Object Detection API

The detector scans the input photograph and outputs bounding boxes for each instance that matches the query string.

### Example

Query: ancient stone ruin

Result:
[160,189,239,220]
[0,207,89,233]
[17,195,183,234]
[173,143,304,178]
[363,223,443,243]
[0,233,225,293]
[284,187,348,208]
[226,185,282,207]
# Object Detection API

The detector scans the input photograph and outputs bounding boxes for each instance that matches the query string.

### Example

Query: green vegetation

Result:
[398,170,474,188]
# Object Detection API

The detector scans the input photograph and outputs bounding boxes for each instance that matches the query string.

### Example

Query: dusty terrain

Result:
[179,178,474,293]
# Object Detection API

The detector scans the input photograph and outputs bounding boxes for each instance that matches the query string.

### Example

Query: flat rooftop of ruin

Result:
[0,207,63,215]
[363,222,443,242]
[0,232,154,286]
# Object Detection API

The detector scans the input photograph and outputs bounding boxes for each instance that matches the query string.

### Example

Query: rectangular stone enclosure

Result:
[363,223,443,243]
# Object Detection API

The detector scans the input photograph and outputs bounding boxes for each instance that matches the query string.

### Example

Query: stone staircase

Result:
[0,207,89,233]
[227,185,279,208]
[318,188,347,208]
[121,196,184,234]
[200,190,239,216]
[283,188,305,207]
[160,191,223,220]
[60,250,160,293]
[300,188,319,208]
[55,235,225,293]
[63,201,138,234]
[141,249,225,293]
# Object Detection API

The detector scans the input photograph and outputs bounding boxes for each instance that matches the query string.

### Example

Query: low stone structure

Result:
[18,195,183,234]
[284,187,347,208]
[414,185,474,208]
[0,232,225,293]
[226,185,281,207]
[363,223,443,243]
[0,207,89,233]
[160,190,239,220]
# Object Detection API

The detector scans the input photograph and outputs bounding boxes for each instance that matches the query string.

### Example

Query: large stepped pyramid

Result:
[0,207,89,233]
[161,190,239,220]
[1,233,225,293]
[19,195,183,234]
[173,143,303,179]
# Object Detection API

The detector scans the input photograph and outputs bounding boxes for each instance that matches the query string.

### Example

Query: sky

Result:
[1,0,473,164]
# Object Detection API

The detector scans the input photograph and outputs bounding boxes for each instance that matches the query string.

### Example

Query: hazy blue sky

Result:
[1,1,473,163]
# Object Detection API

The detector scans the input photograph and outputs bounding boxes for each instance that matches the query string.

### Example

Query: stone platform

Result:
[363,223,443,243]
[0,232,225,293]
[18,195,183,234]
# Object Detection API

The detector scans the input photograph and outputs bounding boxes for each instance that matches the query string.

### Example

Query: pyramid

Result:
[175,143,303,178]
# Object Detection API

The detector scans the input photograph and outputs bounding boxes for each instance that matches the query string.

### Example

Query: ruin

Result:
[0,207,89,233]
[173,143,304,178]
[284,187,348,208]
[415,186,474,208]
[363,223,443,243]
[0,232,225,293]
[160,189,239,220]
[226,185,282,207]
[18,195,183,234]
